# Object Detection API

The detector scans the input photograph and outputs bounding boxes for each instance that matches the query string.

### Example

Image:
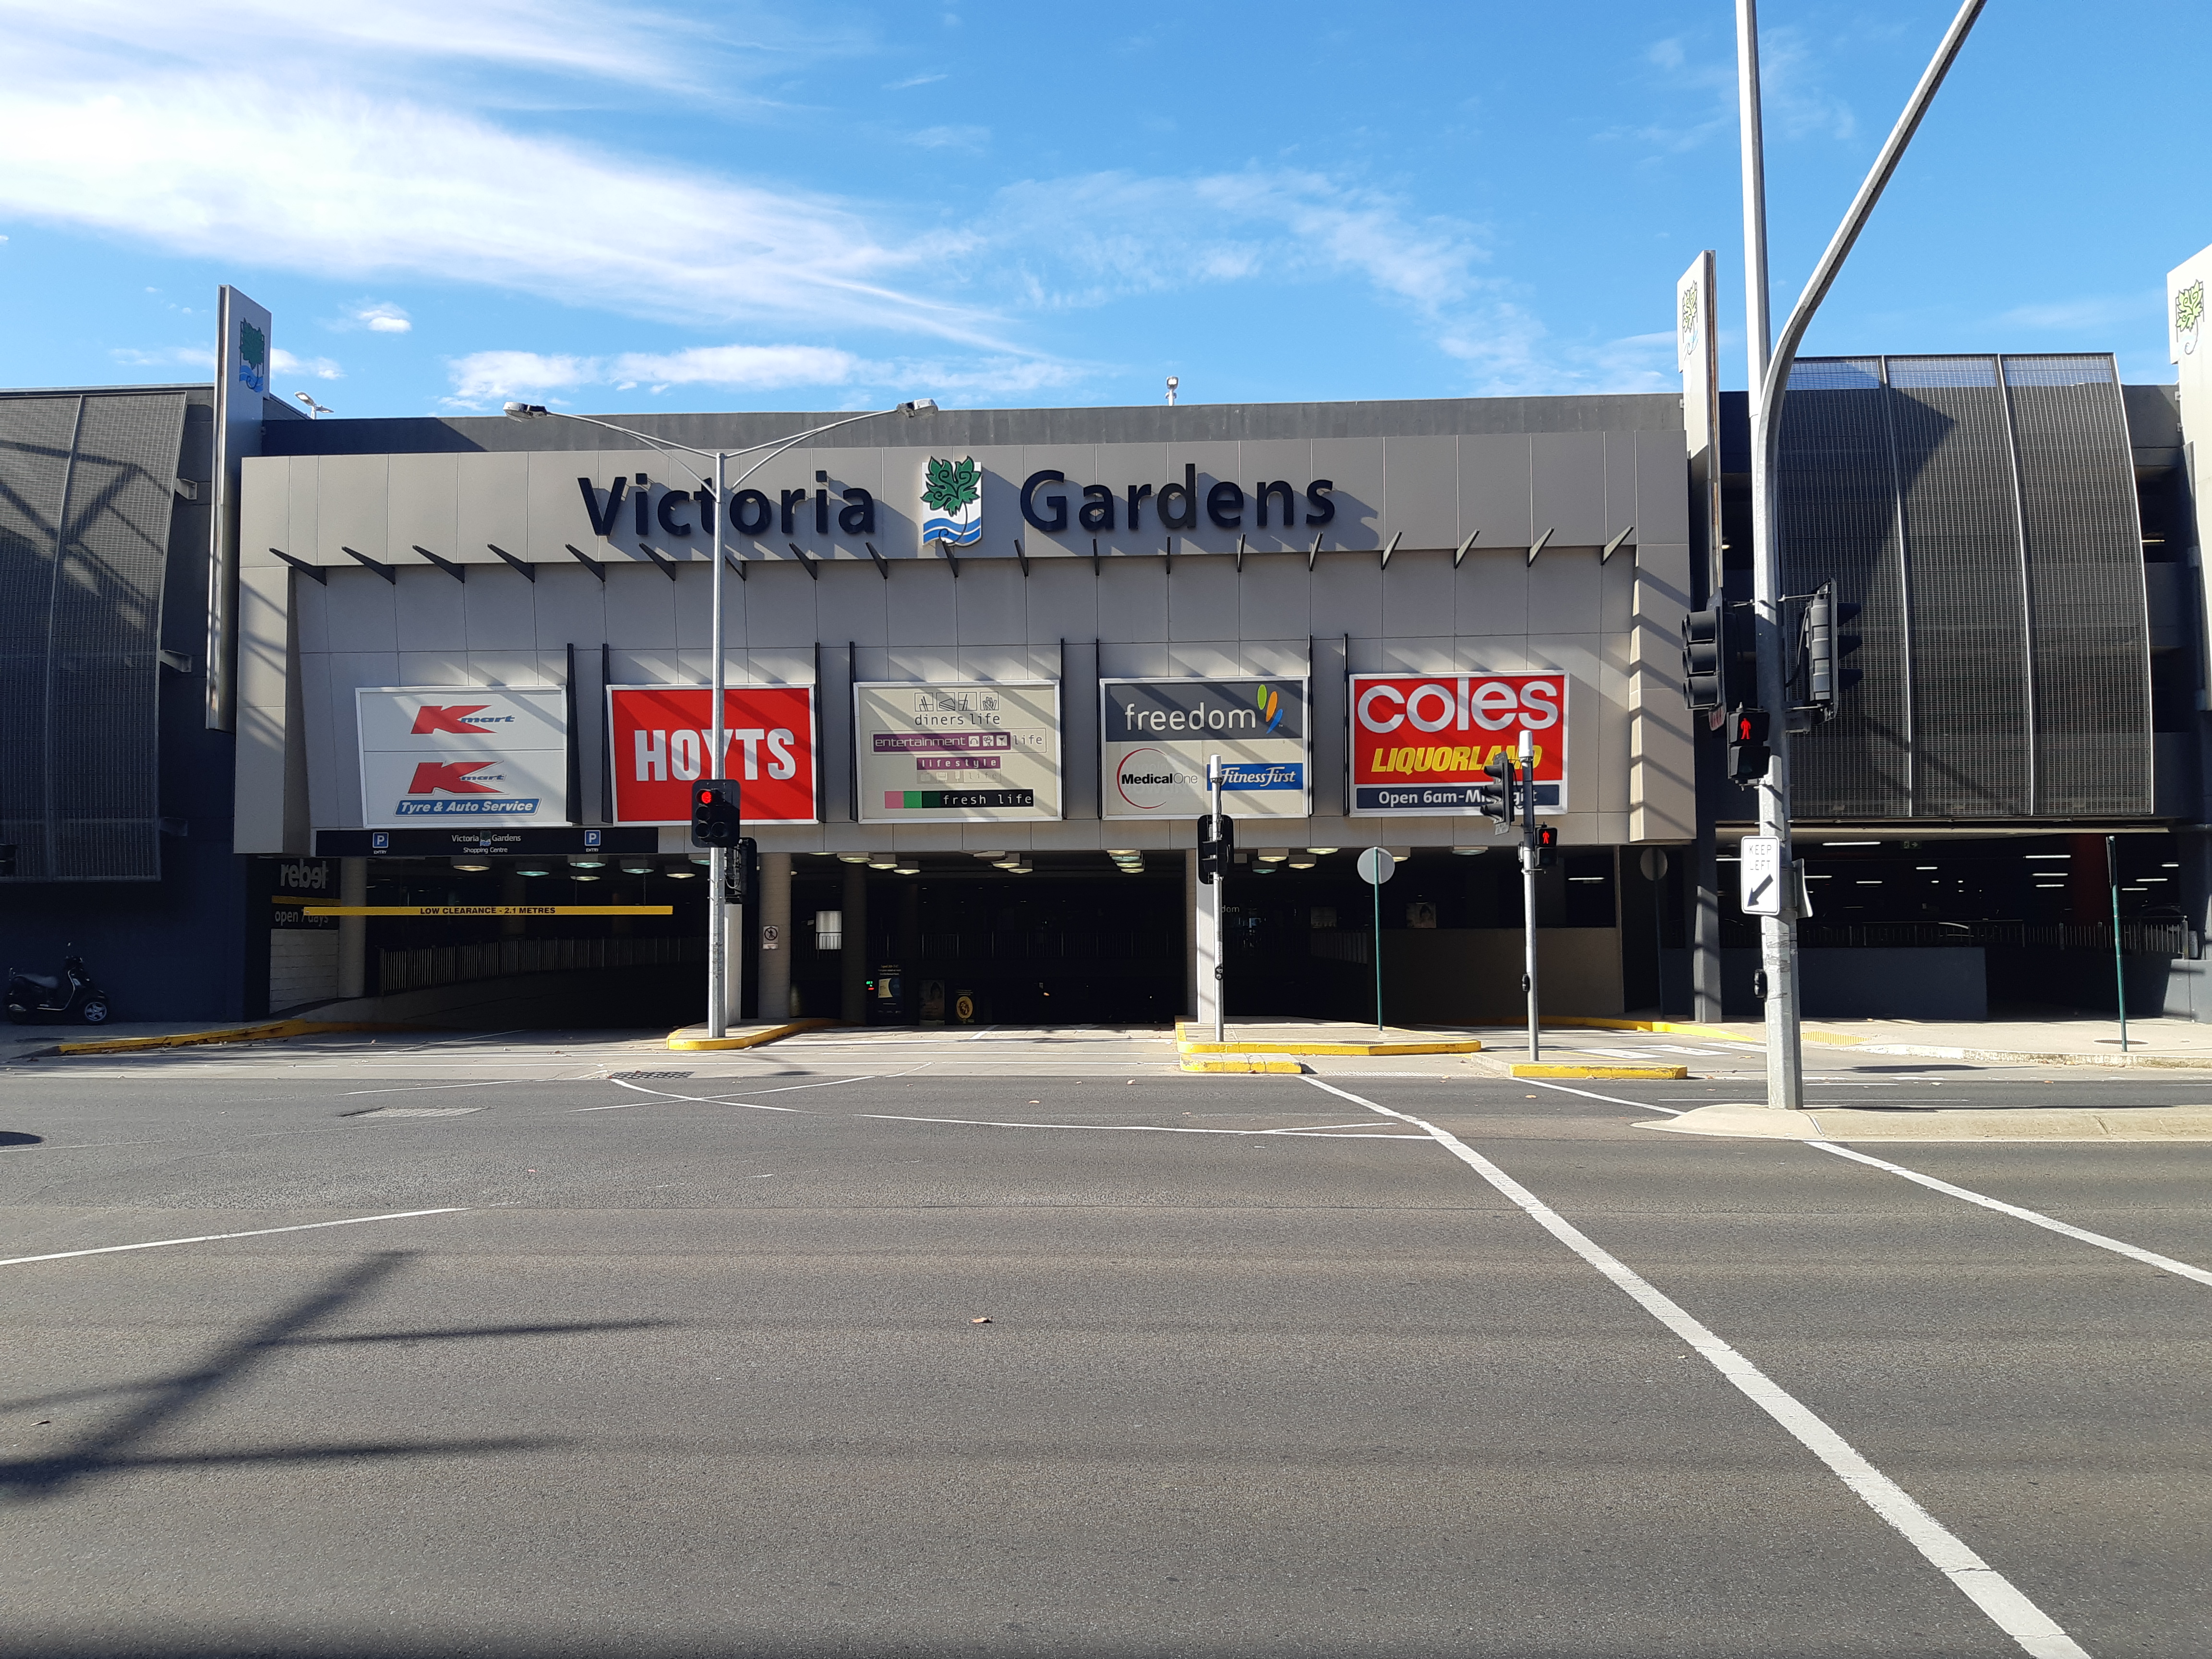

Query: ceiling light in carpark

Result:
[1915,865,1937,870]
[2035,882,2064,889]
[568,853,606,869]
[662,861,698,878]
[974,850,1008,861]
[1257,849,1289,863]
[1306,847,1339,855]
[867,854,896,869]
[895,864,920,876]
[1288,856,1316,869]
[836,852,869,864]
[450,855,491,871]
[2023,853,2069,861]
[512,864,552,877]
[1824,841,1877,847]
[1855,879,1881,885]
[620,858,654,874]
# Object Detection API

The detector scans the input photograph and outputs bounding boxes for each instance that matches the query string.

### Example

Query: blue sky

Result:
[0,1,2194,418]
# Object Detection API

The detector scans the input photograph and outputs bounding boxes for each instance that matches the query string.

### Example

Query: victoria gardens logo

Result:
[237,320,268,395]
[921,455,983,547]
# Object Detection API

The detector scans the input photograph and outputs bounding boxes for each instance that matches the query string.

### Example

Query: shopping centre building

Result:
[4,255,2209,1029]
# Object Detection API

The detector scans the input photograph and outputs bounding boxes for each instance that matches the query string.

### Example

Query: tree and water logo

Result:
[920,455,983,546]
[237,319,268,394]
[2176,280,2205,358]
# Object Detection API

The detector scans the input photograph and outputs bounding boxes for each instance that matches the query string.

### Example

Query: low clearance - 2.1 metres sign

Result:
[1348,672,1568,815]
[607,685,818,824]
[357,688,570,828]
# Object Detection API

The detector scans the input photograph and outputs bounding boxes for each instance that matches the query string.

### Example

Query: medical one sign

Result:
[1349,672,1568,814]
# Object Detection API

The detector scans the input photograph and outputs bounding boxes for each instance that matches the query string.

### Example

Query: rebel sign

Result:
[607,685,818,824]
[1349,672,1569,815]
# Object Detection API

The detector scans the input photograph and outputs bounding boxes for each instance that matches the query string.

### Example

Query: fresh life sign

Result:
[356,688,569,828]
[1100,677,1309,820]
[856,681,1060,823]
[1348,672,1569,815]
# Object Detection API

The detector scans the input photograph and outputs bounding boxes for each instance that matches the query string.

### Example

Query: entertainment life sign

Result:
[856,681,1060,823]
[357,688,569,828]
[606,685,818,824]
[1348,672,1568,815]
[1101,677,1309,820]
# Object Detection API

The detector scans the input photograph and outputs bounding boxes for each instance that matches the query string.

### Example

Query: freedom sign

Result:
[1349,672,1569,815]
[607,685,818,824]
[1100,676,1309,820]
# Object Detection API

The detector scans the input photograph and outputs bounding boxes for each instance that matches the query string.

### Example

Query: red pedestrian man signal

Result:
[407,761,497,794]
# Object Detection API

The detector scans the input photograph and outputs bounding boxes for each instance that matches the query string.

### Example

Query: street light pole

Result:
[503,398,938,1038]
[1734,0,1984,1111]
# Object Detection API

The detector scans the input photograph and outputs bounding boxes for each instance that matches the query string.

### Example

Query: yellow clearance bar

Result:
[303,905,674,917]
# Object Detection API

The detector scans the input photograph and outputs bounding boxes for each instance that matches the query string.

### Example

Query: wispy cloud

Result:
[445,342,1084,409]
[0,2,1004,346]
[1996,294,2155,333]
[342,301,413,334]
[886,71,946,90]
[908,124,989,152]
[274,348,343,380]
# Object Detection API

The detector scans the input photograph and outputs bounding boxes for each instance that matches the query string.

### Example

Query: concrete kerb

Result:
[1181,1056,1307,1074]
[1174,1022,1483,1058]
[666,1018,838,1052]
[1512,1062,1690,1081]
[1643,1103,2212,1142]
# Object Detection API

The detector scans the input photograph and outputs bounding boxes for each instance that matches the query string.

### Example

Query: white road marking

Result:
[1519,1078,1687,1115]
[341,1078,545,1097]
[1303,1076,2089,1659]
[1811,1141,2212,1290]
[578,1072,904,1112]
[0,1208,469,1268]
[854,1111,1422,1139]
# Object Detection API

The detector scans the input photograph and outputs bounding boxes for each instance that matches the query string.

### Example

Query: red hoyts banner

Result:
[607,685,818,824]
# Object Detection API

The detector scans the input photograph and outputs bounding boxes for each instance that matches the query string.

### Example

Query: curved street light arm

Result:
[1758,0,1984,463]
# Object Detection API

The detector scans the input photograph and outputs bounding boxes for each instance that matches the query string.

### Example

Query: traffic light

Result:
[723,837,758,904]
[1727,707,1771,782]
[1534,824,1558,869]
[1196,812,1235,884]
[1474,751,1517,824]
[690,780,742,848]
[1800,581,1863,722]
[1680,606,1723,710]
[1682,602,1756,713]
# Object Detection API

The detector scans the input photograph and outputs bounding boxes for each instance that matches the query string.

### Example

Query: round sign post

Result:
[1358,848,1395,1034]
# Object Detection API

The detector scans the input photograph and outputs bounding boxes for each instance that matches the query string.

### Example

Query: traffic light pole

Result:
[1519,731,1539,1064]
[709,447,729,1038]
[1735,0,1983,1111]
[1210,755,1226,1046]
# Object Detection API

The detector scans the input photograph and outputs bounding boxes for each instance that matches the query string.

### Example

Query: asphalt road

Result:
[4,1029,2210,1658]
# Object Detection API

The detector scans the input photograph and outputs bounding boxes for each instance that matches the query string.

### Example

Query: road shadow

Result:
[1,1251,668,1500]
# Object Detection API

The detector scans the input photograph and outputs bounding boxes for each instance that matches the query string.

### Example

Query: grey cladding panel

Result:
[2004,356,2151,816]
[0,391,185,879]
[1780,361,1910,817]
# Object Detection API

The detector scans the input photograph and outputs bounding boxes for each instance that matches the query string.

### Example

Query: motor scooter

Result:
[4,954,112,1024]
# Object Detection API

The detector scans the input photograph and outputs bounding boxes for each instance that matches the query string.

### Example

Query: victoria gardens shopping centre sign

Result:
[1101,678,1309,819]
[1349,672,1568,815]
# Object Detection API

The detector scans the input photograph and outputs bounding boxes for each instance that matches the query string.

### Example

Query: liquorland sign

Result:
[356,689,569,828]
[1349,673,1568,815]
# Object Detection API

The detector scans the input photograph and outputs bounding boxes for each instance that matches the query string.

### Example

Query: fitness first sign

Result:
[357,688,570,828]
[1101,678,1309,820]
[1349,672,1568,815]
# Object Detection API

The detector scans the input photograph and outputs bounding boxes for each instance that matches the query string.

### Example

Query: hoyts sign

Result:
[1349,672,1569,815]
[607,686,817,824]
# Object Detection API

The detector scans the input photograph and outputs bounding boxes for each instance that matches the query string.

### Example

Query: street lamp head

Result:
[900,398,938,417]
[503,402,549,419]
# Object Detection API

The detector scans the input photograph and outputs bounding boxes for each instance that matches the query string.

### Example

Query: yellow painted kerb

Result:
[55,1019,409,1056]
[667,1018,837,1051]
[1181,1056,1306,1074]
[1511,1062,1690,1080]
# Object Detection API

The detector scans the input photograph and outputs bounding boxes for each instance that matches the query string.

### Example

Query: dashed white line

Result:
[1303,1075,2088,1659]
[0,1208,469,1268]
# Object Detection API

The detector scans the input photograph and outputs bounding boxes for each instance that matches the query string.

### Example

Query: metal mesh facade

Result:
[0,391,186,879]
[1779,355,2149,821]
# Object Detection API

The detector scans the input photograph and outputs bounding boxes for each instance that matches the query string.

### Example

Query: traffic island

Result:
[666,1018,837,1052]
[1175,1022,1482,1058]
[1643,1103,2212,1142]
[1511,1062,1690,1081]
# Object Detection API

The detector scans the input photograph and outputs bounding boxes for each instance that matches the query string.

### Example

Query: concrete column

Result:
[758,852,793,1022]
[1191,849,1221,1033]
[722,898,744,1026]
[500,872,526,938]
[337,857,368,998]
[896,881,921,1022]
[841,863,868,1024]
